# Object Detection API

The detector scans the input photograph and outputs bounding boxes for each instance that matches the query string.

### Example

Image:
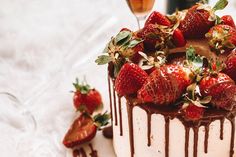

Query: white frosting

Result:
[113,97,236,157]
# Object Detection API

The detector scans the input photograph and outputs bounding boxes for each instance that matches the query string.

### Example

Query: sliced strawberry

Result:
[221,15,236,28]
[178,5,214,39]
[184,103,204,121]
[206,24,236,53]
[115,63,148,96]
[199,73,236,110]
[73,79,103,114]
[173,28,186,47]
[138,64,191,105]
[63,112,110,148]
[145,11,171,27]
[223,49,236,81]
[63,113,97,148]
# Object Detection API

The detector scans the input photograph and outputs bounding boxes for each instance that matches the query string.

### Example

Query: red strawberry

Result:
[138,64,191,105]
[206,24,236,53]
[73,80,103,114]
[178,4,214,39]
[115,63,148,96]
[63,113,110,148]
[63,114,97,148]
[184,103,204,121]
[221,15,236,28]
[145,11,171,27]
[173,28,186,47]
[199,73,236,110]
[223,49,236,81]
[137,24,171,51]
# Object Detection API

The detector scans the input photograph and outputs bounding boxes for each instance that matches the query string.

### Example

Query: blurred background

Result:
[0,0,235,156]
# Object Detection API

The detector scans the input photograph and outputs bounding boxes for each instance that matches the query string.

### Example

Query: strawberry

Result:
[221,15,236,28]
[138,64,191,105]
[199,73,236,110]
[206,25,236,54]
[178,4,214,39]
[184,103,204,121]
[115,63,148,96]
[73,79,102,114]
[63,113,110,148]
[145,11,171,27]
[223,49,236,81]
[137,24,172,51]
[172,28,186,47]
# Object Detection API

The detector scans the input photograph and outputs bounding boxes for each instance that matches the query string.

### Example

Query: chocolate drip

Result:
[102,126,113,139]
[204,125,209,153]
[147,111,152,147]
[108,76,113,121]
[112,80,118,126]
[193,127,199,157]
[220,118,225,140]
[165,117,170,157]
[185,127,190,157]
[230,118,235,157]
[118,96,123,136]
[89,144,98,157]
[73,148,87,157]
[127,101,134,157]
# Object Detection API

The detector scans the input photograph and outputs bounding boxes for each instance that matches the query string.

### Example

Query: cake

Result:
[96,0,236,157]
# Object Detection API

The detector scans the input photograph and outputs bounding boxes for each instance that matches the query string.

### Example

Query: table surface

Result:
[0,0,235,156]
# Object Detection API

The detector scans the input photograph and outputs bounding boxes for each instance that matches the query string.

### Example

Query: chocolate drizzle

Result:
[118,96,123,136]
[73,148,86,157]
[230,118,235,157]
[89,144,98,157]
[165,117,170,157]
[146,110,152,147]
[185,127,190,157]
[108,74,113,121]
[204,125,209,153]
[112,79,118,126]
[108,75,236,157]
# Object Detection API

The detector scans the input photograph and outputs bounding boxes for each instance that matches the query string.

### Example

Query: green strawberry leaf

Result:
[115,31,132,46]
[95,55,113,65]
[213,0,228,12]
[186,46,196,62]
[186,46,203,70]
[93,111,110,128]
[128,39,143,48]
[215,15,222,25]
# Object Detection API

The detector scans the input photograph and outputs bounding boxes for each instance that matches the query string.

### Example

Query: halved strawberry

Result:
[73,79,103,115]
[223,49,236,81]
[138,64,191,105]
[63,113,110,148]
[173,28,186,47]
[178,4,214,39]
[145,11,171,27]
[184,103,204,121]
[199,73,236,110]
[206,24,236,54]
[115,63,148,96]
[221,15,236,28]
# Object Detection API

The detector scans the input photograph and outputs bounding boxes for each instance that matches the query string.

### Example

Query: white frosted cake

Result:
[96,0,236,157]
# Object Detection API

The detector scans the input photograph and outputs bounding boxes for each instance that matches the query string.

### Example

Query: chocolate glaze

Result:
[108,75,236,157]
[102,126,113,139]
[73,148,86,157]
[108,74,113,121]
[112,79,118,126]
[118,96,123,136]
[89,143,98,157]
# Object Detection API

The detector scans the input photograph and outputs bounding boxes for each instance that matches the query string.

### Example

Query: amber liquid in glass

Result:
[126,0,155,17]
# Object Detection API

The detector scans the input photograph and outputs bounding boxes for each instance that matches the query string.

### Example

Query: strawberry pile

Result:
[63,79,110,148]
[96,0,236,121]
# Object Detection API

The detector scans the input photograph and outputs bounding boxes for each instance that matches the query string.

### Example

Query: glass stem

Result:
[135,16,146,29]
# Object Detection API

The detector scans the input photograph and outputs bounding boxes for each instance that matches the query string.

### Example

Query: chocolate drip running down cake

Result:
[96,0,236,157]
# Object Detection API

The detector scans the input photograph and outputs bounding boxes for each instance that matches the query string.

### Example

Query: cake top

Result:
[96,0,236,121]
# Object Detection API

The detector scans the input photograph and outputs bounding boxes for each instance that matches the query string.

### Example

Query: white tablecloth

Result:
[0,0,235,156]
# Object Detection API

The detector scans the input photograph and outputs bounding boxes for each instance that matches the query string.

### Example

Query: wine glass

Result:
[125,0,155,29]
